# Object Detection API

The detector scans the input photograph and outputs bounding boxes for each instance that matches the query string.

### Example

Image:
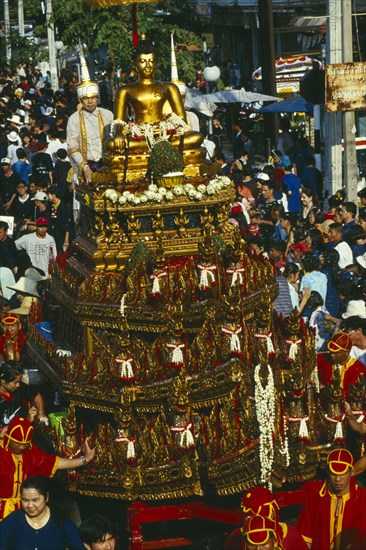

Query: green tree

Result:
[21,0,206,83]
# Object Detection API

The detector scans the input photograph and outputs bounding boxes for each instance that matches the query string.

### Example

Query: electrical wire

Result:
[353,0,362,61]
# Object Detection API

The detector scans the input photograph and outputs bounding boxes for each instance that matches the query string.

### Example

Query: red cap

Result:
[327,332,352,353]
[35,217,49,226]
[290,241,311,254]
[242,486,279,521]
[2,313,20,325]
[5,416,34,447]
[327,448,354,475]
[242,515,278,546]
[37,142,47,151]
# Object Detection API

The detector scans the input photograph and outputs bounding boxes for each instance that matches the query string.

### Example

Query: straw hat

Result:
[10,296,38,316]
[7,277,40,298]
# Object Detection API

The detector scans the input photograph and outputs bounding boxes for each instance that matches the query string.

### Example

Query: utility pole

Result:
[18,0,25,37]
[46,0,58,91]
[258,0,278,153]
[4,0,11,62]
[342,0,358,203]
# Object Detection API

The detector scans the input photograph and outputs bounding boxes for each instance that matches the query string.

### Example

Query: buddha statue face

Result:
[134,53,157,79]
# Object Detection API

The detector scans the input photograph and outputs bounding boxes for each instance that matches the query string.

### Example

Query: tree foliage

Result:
[18,0,206,83]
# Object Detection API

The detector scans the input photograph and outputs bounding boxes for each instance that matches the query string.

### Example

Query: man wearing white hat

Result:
[67,51,113,183]
[6,131,22,166]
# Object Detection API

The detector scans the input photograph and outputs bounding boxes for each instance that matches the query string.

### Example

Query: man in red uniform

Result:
[296,448,366,549]
[241,515,284,549]
[0,416,95,520]
[0,313,26,362]
[317,332,366,398]
[224,486,307,549]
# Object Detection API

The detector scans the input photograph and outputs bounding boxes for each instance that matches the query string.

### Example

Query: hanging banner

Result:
[326,62,366,112]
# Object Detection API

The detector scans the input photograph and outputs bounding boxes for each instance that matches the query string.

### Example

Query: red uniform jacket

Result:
[0,439,59,520]
[317,353,366,399]
[296,479,366,549]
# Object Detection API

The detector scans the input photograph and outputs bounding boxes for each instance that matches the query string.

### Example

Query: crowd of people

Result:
[0,56,365,549]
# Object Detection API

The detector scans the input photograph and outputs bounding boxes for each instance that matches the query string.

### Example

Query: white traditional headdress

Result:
[77,49,99,100]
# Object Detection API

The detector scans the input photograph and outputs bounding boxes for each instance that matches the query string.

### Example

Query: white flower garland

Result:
[279,415,290,467]
[110,113,190,150]
[254,363,275,490]
[103,176,232,207]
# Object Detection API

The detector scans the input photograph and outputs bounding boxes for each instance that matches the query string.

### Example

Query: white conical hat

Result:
[170,33,186,96]
[77,50,99,100]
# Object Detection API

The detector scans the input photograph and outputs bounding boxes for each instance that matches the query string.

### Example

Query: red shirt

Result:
[317,353,366,399]
[297,479,366,550]
[0,440,59,520]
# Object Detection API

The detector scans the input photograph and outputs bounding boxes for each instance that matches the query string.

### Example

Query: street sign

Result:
[326,62,366,112]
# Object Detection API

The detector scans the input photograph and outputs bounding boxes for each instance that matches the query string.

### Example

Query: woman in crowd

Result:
[0,360,47,435]
[300,187,320,228]
[0,476,84,550]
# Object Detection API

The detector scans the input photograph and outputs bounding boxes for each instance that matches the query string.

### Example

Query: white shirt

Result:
[350,345,366,366]
[334,241,353,269]
[66,106,113,172]
[15,232,56,276]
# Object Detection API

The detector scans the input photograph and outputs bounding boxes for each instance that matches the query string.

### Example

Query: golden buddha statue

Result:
[104,40,204,175]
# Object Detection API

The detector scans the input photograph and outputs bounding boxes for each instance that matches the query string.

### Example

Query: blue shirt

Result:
[0,509,84,550]
[11,160,32,185]
[283,173,302,213]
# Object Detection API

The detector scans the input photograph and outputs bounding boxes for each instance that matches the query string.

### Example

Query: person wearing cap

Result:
[15,217,56,276]
[6,130,22,165]
[0,415,95,520]
[66,51,113,183]
[0,313,26,362]
[21,190,50,233]
[317,331,366,399]
[224,486,307,550]
[297,448,366,549]
[241,515,283,550]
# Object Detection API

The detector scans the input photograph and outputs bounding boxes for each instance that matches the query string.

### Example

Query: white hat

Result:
[77,50,99,100]
[0,157,11,164]
[0,97,9,104]
[23,99,32,106]
[255,172,270,182]
[7,277,40,299]
[356,253,366,270]
[7,114,23,126]
[24,267,48,281]
[31,191,49,201]
[342,299,366,319]
[10,296,38,316]
[7,130,19,141]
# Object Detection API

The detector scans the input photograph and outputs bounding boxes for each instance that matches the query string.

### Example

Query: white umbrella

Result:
[204,88,282,105]
[184,89,216,116]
